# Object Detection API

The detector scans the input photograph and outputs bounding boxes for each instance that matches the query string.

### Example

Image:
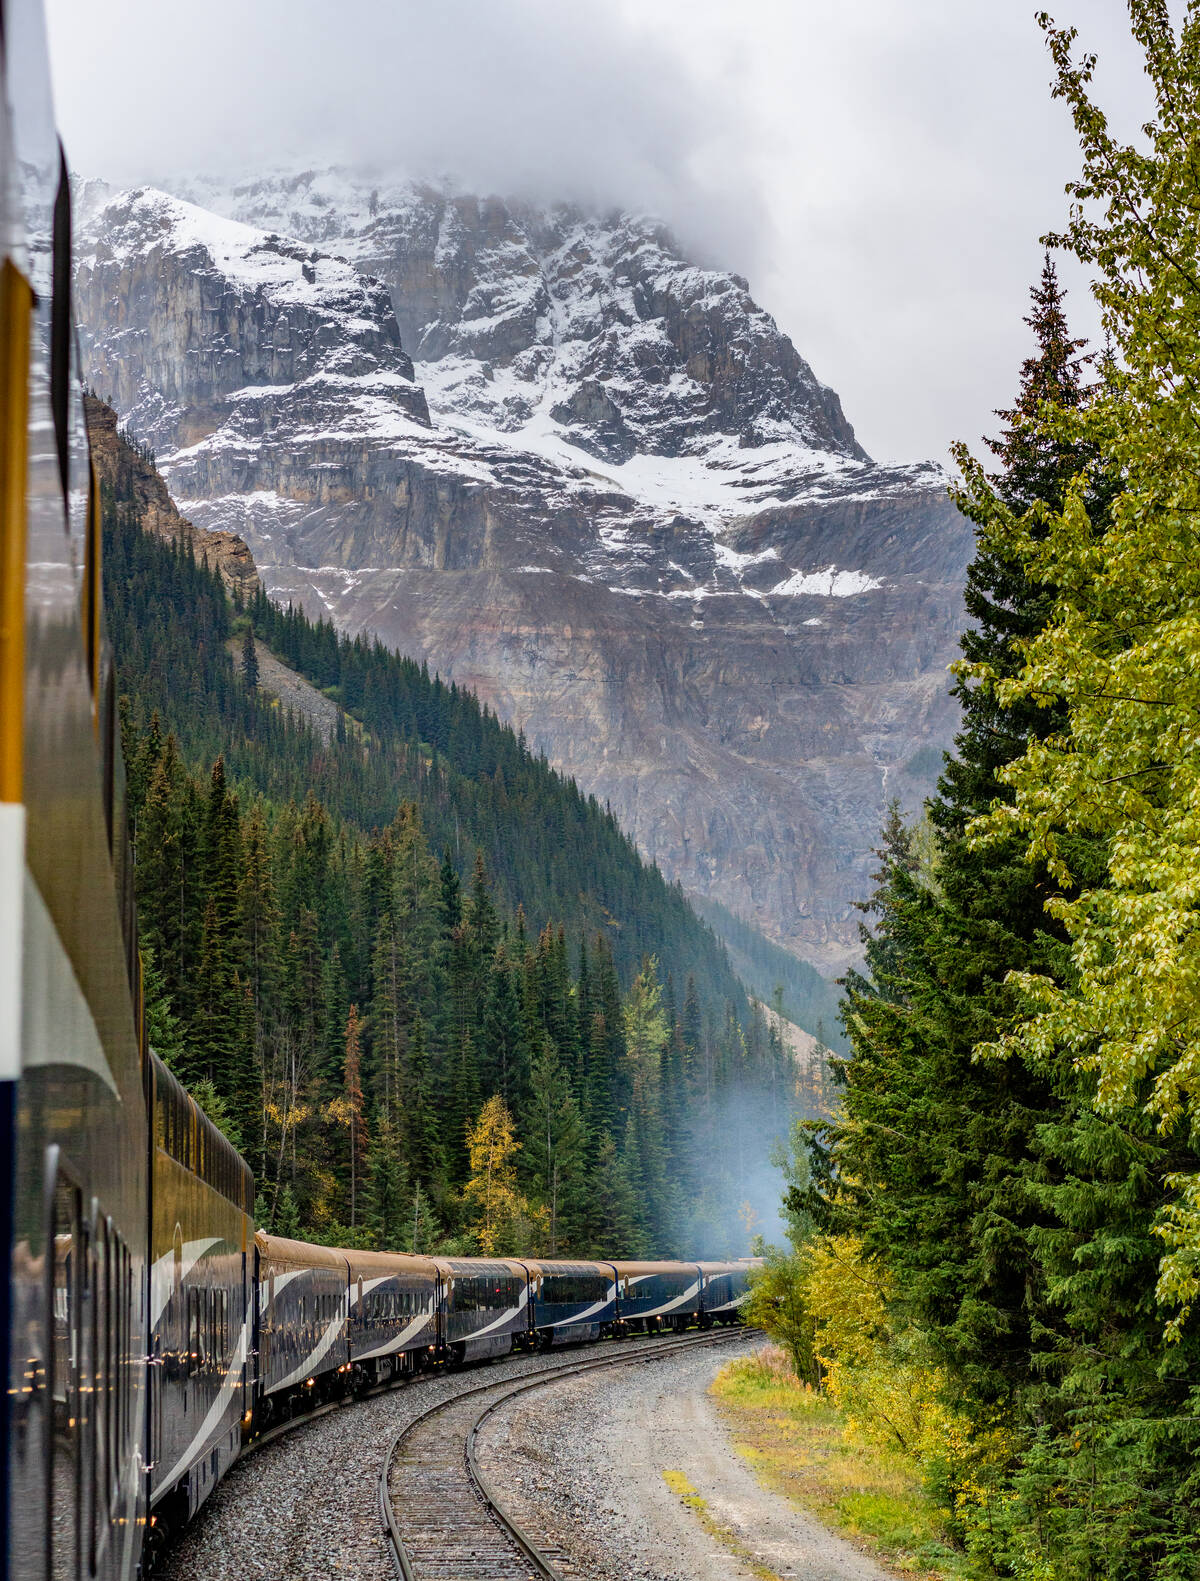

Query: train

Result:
[0,8,753,1580]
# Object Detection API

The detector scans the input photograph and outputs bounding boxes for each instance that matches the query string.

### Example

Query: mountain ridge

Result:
[76,172,972,972]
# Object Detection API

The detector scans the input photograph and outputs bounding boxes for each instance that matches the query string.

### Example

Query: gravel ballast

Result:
[477,1337,894,1581]
[159,1344,657,1581]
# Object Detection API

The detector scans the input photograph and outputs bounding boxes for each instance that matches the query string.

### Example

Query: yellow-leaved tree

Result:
[464,1095,540,1255]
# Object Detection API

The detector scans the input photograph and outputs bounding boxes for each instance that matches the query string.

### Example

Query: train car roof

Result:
[338,1249,442,1280]
[434,1257,529,1278]
[520,1259,612,1278]
[697,1260,759,1274]
[255,1230,349,1272]
[608,1260,702,1276]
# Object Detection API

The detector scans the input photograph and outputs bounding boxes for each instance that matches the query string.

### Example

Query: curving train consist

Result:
[0,9,752,1581]
[149,1054,750,1557]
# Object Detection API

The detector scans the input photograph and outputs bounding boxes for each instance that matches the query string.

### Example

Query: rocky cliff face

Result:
[83,391,259,599]
[77,176,971,973]
[179,169,866,466]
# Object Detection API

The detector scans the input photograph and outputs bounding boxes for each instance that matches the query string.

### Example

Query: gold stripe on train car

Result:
[0,257,33,802]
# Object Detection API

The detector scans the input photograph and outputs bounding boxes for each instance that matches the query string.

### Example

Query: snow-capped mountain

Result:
[76,174,972,972]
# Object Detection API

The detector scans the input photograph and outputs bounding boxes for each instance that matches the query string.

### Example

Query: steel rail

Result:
[379,1325,757,1581]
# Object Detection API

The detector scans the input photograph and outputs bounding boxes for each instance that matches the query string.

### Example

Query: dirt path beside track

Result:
[478,1337,894,1581]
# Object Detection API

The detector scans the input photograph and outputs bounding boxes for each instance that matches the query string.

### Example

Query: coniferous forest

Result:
[102,427,814,1259]
[745,12,1200,1579]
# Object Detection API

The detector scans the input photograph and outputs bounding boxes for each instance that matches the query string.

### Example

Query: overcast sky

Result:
[45,0,1155,464]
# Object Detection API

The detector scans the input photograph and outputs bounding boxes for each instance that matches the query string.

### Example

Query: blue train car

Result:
[345,1250,440,1385]
[698,1261,753,1324]
[436,1259,529,1363]
[611,1261,704,1332]
[524,1260,617,1346]
[255,1233,349,1423]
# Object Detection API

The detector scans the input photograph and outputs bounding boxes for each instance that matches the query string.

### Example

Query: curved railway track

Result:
[379,1327,757,1581]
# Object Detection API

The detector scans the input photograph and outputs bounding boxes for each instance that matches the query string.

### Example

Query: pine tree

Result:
[365,1122,408,1251]
[241,621,259,690]
[586,1133,641,1257]
[273,1184,301,1239]
[341,1006,368,1228]
[407,1179,441,1255]
[479,950,527,1110]
[524,1043,588,1254]
[835,260,1104,1414]
[404,1011,441,1189]
[141,941,187,1070]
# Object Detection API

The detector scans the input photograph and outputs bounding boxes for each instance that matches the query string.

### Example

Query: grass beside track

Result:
[710,1348,970,1581]
[660,1469,783,1581]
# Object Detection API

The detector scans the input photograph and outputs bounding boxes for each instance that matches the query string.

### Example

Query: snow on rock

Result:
[73,167,972,973]
[76,186,431,455]
[770,567,884,597]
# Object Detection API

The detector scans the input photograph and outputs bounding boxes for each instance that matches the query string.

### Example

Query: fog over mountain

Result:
[46,0,1154,461]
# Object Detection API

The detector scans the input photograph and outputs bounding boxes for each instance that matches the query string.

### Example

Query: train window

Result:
[103,1224,115,1513]
[120,1245,132,1455]
[100,1222,114,1523]
[51,1176,81,1581]
[87,1227,100,1575]
[187,1288,202,1375]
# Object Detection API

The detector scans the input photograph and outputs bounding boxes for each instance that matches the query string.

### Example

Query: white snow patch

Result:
[712,542,780,573]
[771,567,884,597]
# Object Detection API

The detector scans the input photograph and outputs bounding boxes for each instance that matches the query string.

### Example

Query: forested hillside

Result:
[100,406,800,1256]
[693,896,846,1052]
[749,14,1200,1580]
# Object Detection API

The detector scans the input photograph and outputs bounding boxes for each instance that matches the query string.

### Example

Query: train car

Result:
[611,1261,704,1332]
[436,1259,530,1363]
[255,1233,350,1423]
[698,1261,753,1325]
[146,1055,254,1551]
[1,6,151,1580]
[345,1250,440,1386]
[524,1260,617,1347]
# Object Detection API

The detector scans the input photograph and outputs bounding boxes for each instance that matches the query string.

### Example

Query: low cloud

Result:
[47,0,1161,461]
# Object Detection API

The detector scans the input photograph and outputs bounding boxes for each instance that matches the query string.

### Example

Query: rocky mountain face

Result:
[76,173,972,973]
[84,392,259,599]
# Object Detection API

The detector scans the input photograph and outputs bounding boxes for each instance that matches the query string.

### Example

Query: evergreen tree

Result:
[479,951,526,1110]
[241,620,259,690]
[586,1133,640,1256]
[273,1184,301,1239]
[836,260,1101,1413]
[404,1011,441,1189]
[365,1123,408,1251]
[340,1006,367,1228]
[524,1043,588,1254]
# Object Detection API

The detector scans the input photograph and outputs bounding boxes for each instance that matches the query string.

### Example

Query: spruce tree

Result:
[837,260,1100,1410]
[404,1011,441,1190]
[241,621,259,690]
[524,1044,587,1254]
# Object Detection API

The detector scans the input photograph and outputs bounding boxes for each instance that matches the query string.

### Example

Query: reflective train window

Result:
[87,1225,101,1574]
[51,1177,81,1581]
[102,1221,115,1515]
